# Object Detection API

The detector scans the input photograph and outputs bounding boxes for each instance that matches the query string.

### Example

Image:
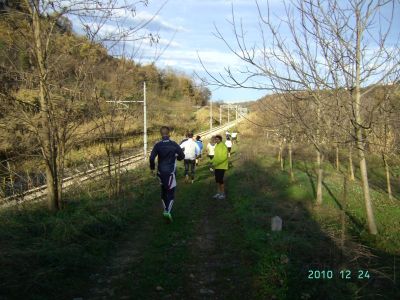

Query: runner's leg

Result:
[161,185,168,211]
[184,159,189,176]
[190,159,195,180]
[166,186,175,213]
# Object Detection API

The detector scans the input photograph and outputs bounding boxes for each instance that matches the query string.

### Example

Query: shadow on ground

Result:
[225,156,399,300]
[1,149,398,300]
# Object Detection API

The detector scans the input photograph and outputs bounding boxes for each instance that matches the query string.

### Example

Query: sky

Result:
[69,0,400,103]
[134,0,275,102]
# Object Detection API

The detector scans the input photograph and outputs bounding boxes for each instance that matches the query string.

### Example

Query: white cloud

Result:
[139,48,244,73]
[135,11,188,32]
[112,9,188,33]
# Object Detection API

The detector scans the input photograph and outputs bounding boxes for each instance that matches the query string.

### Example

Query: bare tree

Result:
[0,0,159,210]
[201,0,400,234]
[370,87,399,201]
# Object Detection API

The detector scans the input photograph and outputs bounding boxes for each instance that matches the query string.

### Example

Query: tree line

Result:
[201,0,400,235]
[0,1,210,210]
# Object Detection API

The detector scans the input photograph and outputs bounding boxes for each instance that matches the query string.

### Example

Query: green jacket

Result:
[212,142,229,170]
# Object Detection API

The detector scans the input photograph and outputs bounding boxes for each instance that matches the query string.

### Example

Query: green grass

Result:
[0,132,399,299]
[0,167,153,299]
[292,157,400,255]
[222,136,399,299]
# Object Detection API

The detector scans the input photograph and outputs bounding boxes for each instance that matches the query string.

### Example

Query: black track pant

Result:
[158,172,176,213]
[184,159,196,179]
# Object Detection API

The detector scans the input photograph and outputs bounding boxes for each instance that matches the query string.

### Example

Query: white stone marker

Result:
[271,216,282,231]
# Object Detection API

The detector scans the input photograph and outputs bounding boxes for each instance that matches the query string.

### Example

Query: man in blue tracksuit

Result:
[150,126,185,222]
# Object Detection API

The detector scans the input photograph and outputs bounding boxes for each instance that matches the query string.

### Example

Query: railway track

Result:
[0,120,240,208]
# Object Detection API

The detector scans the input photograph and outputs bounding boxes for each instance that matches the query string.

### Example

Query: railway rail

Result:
[0,120,240,208]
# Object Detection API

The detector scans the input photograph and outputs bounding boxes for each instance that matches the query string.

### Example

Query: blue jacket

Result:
[150,136,185,174]
[195,140,203,152]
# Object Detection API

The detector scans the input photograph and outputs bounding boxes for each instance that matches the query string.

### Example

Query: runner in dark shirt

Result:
[150,126,185,222]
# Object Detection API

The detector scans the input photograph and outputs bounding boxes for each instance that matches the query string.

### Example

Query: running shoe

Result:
[212,193,221,199]
[185,175,189,182]
[191,179,194,184]
[217,194,226,200]
[164,212,173,222]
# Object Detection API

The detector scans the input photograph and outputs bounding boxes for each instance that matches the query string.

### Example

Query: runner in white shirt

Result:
[225,137,232,157]
[206,136,217,172]
[180,132,200,183]
[231,131,238,144]
[207,136,216,160]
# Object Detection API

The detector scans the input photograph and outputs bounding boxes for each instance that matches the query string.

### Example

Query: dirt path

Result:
[187,214,220,298]
[182,166,252,299]
[184,178,221,299]
[84,196,162,300]
[80,162,251,300]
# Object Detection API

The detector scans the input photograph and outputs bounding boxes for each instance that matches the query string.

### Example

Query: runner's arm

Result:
[176,143,185,161]
[149,144,158,170]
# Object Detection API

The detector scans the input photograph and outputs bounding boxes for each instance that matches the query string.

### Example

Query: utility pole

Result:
[210,98,213,130]
[106,81,148,159]
[143,82,147,159]
[220,104,243,125]
[235,105,238,120]
[235,105,238,126]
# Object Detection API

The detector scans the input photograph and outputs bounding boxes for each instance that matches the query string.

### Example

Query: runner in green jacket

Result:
[211,135,229,200]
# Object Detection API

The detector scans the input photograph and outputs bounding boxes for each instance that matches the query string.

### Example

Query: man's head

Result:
[160,126,170,137]
[215,135,222,144]
[196,135,201,141]
[187,132,194,139]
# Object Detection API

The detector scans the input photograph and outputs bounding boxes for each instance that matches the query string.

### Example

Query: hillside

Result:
[0,5,211,199]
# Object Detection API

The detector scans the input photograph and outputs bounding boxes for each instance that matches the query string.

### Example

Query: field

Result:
[0,122,399,300]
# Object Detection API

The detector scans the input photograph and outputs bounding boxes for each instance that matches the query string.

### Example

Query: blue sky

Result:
[69,0,400,103]
[136,0,273,102]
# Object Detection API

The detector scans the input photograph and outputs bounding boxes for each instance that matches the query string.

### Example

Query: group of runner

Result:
[149,126,238,222]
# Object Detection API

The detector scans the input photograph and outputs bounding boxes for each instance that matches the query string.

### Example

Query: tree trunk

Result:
[382,153,393,201]
[348,144,355,181]
[278,139,285,170]
[30,1,59,211]
[105,146,113,199]
[288,141,294,181]
[316,150,323,205]
[335,144,340,171]
[26,169,32,189]
[6,161,14,195]
[341,175,348,252]
[115,143,123,196]
[354,8,377,235]
[357,147,377,234]
[0,177,5,198]
[44,166,58,210]
[277,143,282,162]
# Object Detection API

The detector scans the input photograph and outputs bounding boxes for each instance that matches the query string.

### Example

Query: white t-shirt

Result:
[207,143,216,155]
[231,132,237,138]
[180,139,200,160]
[225,140,232,148]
